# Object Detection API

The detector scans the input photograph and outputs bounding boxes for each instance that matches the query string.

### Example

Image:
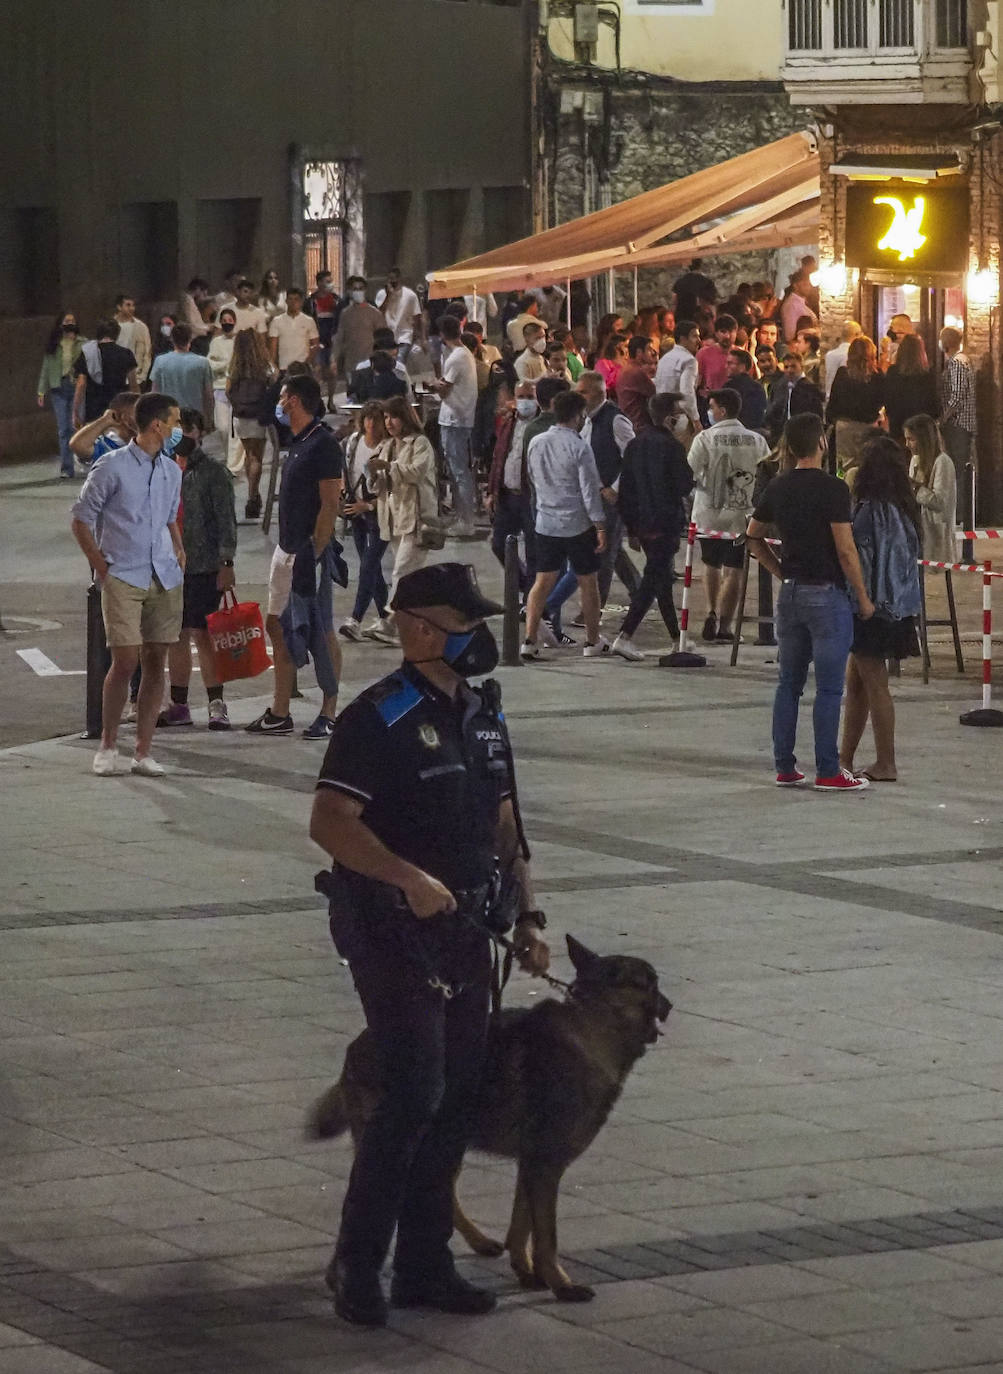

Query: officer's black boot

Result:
[390,1266,497,1315]
[326,1257,388,1327]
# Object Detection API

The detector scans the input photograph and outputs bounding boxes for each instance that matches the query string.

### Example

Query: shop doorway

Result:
[865,279,964,370]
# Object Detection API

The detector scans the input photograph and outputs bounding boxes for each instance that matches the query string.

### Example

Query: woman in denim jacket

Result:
[840,436,921,782]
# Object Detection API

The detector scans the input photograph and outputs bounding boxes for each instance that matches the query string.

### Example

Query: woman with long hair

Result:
[903,412,957,564]
[591,312,624,367]
[839,435,922,782]
[258,268,287,323]
[826,335,885,486]
[226,328,274,520]
[339,402,395,644]
[207,307,242,470]
[38,311,85,478]
[882,333,938,441]
[595,332,629,401]
[368,396,439,601]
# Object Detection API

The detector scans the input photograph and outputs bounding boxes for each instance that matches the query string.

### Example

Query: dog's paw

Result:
[554,1283,595,1303]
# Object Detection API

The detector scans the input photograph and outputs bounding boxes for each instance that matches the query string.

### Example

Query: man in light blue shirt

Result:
[150,323,214,421]
[521,389,609,661]
[71,392,185,778]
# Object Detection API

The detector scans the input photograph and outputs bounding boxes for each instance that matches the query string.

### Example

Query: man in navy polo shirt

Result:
[246,374,344,740]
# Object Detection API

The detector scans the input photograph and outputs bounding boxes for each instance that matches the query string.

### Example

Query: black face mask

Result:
[410,615,499,678]
[62,324,77,334]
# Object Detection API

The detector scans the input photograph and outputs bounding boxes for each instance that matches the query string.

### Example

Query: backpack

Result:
[230,375,267,419]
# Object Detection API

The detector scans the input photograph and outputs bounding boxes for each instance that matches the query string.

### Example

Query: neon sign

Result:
[874,196,927,262]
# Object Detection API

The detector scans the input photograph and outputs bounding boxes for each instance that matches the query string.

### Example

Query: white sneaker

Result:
[583,635,612,658]
[121,701,138,725]
[364,616,399,645]
[131,756,166,777]
[520,640,545,662]
[338,617,364,642]
[92,748,118,776]
[612,634,644,662]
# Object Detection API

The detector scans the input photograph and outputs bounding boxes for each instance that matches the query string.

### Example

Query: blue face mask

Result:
[275,403,287,425]
[162,425,183,455]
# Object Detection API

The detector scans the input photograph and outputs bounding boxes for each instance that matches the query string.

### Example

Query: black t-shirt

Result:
[316,663,512,890]
[753,467,852,586]
[74,342,137,420]
[278,420,343,552]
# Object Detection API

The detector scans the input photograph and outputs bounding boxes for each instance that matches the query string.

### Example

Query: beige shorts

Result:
[267,546,297,617]
[101,574,183,647]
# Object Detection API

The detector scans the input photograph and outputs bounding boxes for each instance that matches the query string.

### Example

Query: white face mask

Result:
[351,290,366,304]
[532,338,547,355]
[515,398,538,418]
[673,415,689,438]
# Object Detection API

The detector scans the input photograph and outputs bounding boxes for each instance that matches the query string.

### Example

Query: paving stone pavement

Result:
[3,459,1003,1371]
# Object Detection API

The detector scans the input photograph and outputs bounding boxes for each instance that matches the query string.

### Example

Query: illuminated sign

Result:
[874,196,926,262]
[845,184,968,273]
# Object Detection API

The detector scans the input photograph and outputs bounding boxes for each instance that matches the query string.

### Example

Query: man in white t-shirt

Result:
[268,287,320,370]
[113,294,153,382]
[515,322,548,383]
[374,267,422,353]
[428,316,478,537]
[232,279,268,335]
[655,320,702,434]
[822,319,862,399]
[464,292,497,331]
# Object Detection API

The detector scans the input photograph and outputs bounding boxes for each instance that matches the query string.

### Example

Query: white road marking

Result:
[16,648,86,677]
[2,615,63,635]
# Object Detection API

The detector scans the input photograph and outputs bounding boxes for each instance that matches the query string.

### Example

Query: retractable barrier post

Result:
[660,522,706,668]
[82,581,109,740]
[960,559,1003,727]
[502,534,522,668]
[755,563,776,647]
[962,464,976,564]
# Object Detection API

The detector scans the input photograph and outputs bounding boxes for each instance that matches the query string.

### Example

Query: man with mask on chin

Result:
[332,276,385,379]
[310,562,550,1328]
[486,380,539,594]
[71,392,186,777]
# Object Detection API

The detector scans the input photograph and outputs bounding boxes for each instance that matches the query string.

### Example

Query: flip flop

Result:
[855,769,897,782]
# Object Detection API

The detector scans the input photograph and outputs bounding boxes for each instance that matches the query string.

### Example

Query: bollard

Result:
[82,581,110,739]
[961,559,1003,727]
[502,534,522,667]
[660,522,706,668]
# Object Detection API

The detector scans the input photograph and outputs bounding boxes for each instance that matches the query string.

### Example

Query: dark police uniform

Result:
[316,658,514,1283]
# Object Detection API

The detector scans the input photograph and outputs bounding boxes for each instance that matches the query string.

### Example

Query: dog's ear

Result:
[566,934,601,976]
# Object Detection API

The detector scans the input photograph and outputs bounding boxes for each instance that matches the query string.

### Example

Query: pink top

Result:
[596,357,622,398]
[696,342,730,394]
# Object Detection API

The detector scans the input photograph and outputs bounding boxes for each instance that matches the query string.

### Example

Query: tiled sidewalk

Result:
[2,646,1003,1372]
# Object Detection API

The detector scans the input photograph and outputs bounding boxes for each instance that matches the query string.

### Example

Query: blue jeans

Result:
[772,582,853,779]
[350,518,389,622]
[49,380,76,475]
[440,425,476,528]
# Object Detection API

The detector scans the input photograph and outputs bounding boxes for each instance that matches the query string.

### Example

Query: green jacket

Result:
[38,337,85,395]
[180,447,237,575]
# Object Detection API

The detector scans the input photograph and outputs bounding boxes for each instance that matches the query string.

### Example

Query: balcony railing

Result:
[783,0,972,103]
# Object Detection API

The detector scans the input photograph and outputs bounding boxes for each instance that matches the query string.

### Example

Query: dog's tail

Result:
[305,1081,350,1141]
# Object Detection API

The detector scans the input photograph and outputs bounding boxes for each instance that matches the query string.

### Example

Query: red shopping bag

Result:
[205,590,271,682]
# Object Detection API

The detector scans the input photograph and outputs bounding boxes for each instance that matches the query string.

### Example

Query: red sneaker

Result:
[775,769,806,787]
[814,768,870,792]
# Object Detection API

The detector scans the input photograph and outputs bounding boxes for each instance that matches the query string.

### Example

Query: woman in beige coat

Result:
[369,396,440,597]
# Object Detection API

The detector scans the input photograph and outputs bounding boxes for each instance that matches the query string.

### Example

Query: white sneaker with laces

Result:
[365,616,399,645]
[339,617,364,642]
[92,748,118,776]
[582,635,612,658]
[131,756,166,778]
[520,640,545,662]
[612,634,644,662]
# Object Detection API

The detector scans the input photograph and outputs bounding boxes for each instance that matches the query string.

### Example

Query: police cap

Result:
[391,563,504,619]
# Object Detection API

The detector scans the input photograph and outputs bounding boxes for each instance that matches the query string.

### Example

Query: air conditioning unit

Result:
[574,3,600,45]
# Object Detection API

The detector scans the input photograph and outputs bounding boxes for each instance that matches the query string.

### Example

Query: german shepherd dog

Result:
[307,935,671,1302]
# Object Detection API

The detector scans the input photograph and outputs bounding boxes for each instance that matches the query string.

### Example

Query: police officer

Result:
[310,563,549,1326]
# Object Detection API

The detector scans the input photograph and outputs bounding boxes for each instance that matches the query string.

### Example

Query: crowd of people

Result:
[52,253,974,784]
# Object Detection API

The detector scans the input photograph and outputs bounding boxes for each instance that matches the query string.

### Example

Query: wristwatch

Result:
[516,909,547,930]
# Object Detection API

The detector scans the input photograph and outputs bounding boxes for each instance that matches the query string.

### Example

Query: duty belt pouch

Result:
[314,868,363,960]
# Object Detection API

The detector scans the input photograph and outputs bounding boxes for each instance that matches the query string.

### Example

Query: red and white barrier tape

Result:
[957,530,1003,540]
[919,559,1003,576]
